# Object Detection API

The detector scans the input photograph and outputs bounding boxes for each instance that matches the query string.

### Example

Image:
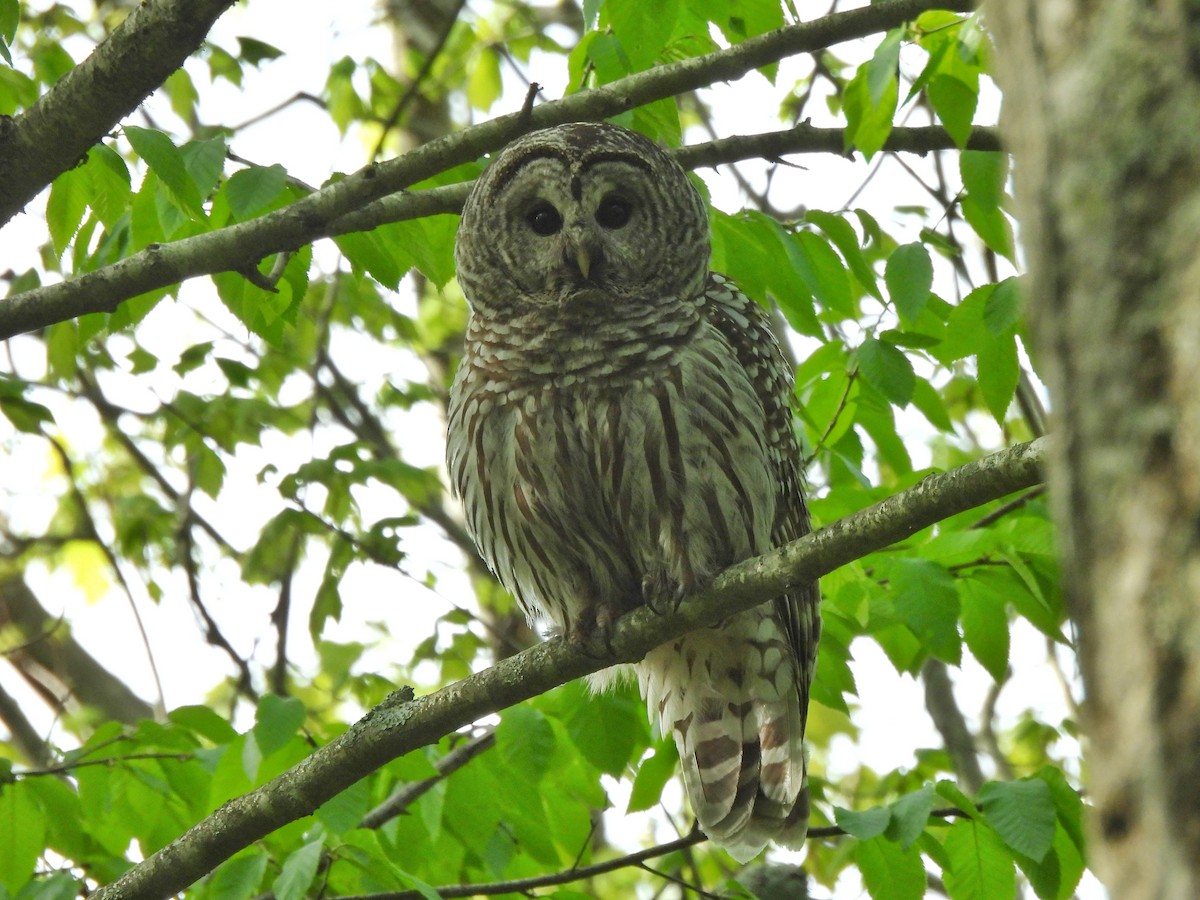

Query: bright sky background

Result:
[0,2,1098,896]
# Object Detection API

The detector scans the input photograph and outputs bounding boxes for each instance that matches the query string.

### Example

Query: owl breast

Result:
[446,306,777,637]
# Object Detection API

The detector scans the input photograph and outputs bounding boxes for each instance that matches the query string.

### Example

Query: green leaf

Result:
[835,804,891,840]
[942,819,1015,900]
[868,31,903,105]
[316,778,370,835]
[806,209,882,300]
[564,685,648,775]
[983,276,1021,335]
[253,694,306,759]
[960,578,1010,682]
[0,376,54,433]
[237,36,284,65]
[960,151,1013,258]
[272,838,324,900]
[208,849,269,900]
[978,778,1057,863]
[125,126,204,217]
[960,151,1007,209]
[84,145,133,226]
[911,378,954,432]
[627,740,678,813]
[857,338,915,406]
[891,559,961,664]
[887,784,937,849]
[856,833,926,900]
[46,164,90,255]
[0,782,44,893]
[606,0,679,70]
[928,74,977,147]
[169,704,239,743]
[180,136,227,201]
[224,165,288,219]
[977,329,1018,423]
[497,705,557,781]
[886,243,934,325]
[845,59,897,158]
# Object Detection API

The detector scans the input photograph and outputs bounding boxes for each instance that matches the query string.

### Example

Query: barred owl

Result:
[447,122,819,862]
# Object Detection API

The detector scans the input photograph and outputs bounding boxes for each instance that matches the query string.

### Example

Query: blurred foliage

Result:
[0,1,1086,898]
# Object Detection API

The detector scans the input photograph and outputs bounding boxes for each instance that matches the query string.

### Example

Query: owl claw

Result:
[642,572,688,615]
[567,602,622,657]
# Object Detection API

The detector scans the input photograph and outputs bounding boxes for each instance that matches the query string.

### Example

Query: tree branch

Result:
[0,0,237,226]
[90,436,1043,900]
[0,0,977,340]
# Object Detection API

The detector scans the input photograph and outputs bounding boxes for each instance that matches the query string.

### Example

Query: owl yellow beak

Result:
[574,245,592,280]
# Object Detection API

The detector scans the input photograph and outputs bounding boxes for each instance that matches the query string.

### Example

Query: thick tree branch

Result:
[91,437,1043,900]
[0,0,977,340]
[0,0,237,226]
[0,573,155,724]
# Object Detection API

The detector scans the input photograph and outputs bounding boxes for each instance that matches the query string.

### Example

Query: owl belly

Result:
[450,333,777,638]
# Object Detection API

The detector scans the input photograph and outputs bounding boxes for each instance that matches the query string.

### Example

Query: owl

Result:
[447,122,819,863]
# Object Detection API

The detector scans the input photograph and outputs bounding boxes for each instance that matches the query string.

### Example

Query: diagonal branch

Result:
[0,0,238,226]
[91,436,1044,900]
[0,0,977,340]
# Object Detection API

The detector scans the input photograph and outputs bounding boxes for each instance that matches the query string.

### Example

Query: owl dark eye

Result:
[526,202,563,236]
[596,196,632,229]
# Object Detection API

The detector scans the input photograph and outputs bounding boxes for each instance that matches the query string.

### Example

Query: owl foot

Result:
[642,571,690,616]
[567,601,623,657]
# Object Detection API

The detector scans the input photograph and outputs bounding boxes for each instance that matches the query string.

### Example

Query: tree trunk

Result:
[988,3,1200,897]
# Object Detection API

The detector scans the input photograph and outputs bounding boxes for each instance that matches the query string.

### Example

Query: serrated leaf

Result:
[887,784,937,849]
[857,833,926,900]
[886,243,934,325]
[858,338,915,406]
[316,778,370,834]
[208,849,269,900]
[942,819,1015,900]
[0,782,44,893]
[47,164,90,255]
[224,165,288,219]
[928,74,977,147]
[960,578,1010,681]
[125,126,204,217]
[984,276,1021,335]
[237,36,284,65]
[806,209,881,300]
[468,46,503,111]
[606,0,679,70]
[835,804,891,840]
[845,60,897,158]
[977,329,1018,423]
[272,838,323,900]
[979,778,1056,862]
[891,559,961,663]
[935,781,977,818]
[628,741,678,813]
[497,705,556,781]
[565,687,648,775]
[253,694,306,759]
[868,31,903,105]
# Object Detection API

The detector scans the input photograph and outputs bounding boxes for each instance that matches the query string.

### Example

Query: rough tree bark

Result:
[989,3,1200,898]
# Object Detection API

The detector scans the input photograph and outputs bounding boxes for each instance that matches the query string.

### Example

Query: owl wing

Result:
[700,271,821,832]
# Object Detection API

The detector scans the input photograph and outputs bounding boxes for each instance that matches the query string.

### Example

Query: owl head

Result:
[455,122,710,319]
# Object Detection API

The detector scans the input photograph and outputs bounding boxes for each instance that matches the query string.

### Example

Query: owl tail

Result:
[637,614,810,864]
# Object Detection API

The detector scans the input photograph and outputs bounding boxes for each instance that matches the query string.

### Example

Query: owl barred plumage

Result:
[447,122,820,862]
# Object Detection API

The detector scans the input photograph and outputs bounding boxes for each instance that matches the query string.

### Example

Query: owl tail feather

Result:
[637,622,809,864]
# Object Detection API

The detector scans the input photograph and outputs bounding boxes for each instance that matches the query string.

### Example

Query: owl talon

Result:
[642,572,688,615]
[567,603,622,657]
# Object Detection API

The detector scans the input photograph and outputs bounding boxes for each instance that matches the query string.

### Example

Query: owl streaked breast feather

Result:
[447,122,820,863]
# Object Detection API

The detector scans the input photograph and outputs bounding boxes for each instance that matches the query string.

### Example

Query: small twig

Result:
[359,728,497,829]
